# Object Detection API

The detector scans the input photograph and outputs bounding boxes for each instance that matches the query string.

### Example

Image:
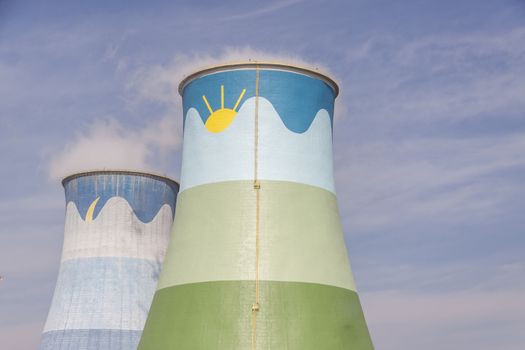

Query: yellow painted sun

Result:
[202,85,246,133]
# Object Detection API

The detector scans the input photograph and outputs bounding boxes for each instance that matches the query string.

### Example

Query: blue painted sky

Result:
[1,0,524,349]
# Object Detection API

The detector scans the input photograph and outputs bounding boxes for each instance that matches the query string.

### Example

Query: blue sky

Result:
[1,0,524,349]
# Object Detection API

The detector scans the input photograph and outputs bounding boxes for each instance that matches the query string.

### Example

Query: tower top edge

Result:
[178,62,339,97]
[61,170,179,188]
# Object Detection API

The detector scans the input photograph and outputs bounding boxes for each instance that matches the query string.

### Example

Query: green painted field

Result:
[139,280,373,350]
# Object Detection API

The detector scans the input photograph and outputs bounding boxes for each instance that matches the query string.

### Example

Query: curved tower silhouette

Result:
[39,170,179,350]
[139,63,374,349]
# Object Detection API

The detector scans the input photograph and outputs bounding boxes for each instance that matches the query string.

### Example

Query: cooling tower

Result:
[139,63,374,349]
[39,171,179,350]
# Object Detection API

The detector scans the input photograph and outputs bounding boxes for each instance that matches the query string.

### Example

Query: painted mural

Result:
[138,66,374,349]
[39,172,178,350]
[180,97,334,192]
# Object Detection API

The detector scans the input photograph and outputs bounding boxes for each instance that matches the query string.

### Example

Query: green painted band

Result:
[158,180,356,291]
[139,280,374,350]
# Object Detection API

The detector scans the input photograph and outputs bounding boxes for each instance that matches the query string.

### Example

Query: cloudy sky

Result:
[1,0,524,349]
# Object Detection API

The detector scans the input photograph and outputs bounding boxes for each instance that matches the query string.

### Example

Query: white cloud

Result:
[345,26,525,124]
[48,47,332,180]
[0,322,44,350]
[335,133,525,232]
[48,119,150,179]
[334,26,525,233]
[357,258,525,293]
[340,27,525,350]
[362,287,525,350]
[394,27,525,69]
[47,117,181,180]
[130,46,333,105]
[356,258,525,350]
[217,0,303,22]
[0,193,62,213]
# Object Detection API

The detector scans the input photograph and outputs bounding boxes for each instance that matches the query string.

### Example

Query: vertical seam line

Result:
[251,64,261,350]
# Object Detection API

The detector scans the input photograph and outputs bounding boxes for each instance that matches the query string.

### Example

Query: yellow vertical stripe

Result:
[251,65,261,350]
[220,85,224,109]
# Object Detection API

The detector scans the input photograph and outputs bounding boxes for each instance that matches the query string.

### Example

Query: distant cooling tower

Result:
[139,63,374,349]
[39,171,179,350]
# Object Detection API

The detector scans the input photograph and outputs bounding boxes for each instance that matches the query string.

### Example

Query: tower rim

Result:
[178,61,339,97]
[61,170,179,188]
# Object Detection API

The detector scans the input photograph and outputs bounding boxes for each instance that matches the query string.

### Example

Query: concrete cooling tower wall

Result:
[39,171,179,350]
[138,63,374,349]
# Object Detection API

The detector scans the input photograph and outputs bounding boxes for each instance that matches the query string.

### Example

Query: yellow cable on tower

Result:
[251,65,261,350]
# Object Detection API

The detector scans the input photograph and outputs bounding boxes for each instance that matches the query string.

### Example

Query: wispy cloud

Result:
[334,25,525,234]
[362,286,525,350]
[345,26,525,126]
[130,46,331,101]
[47,116,182,180]
[217,0,303,22]
[357,259,525,293]
[336,132,525,232]
[0,322,44,350]
[0,193,62,218]
[339,24,525,350]
[358,258,525,350]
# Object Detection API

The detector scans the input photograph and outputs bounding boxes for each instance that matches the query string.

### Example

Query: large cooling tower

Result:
[39,171,179,350]
[139,63,374,349]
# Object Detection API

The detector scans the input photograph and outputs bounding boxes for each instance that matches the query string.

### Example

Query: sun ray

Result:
[233,89,247,112]
[221,85,224,109]
[202,95,213,115]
